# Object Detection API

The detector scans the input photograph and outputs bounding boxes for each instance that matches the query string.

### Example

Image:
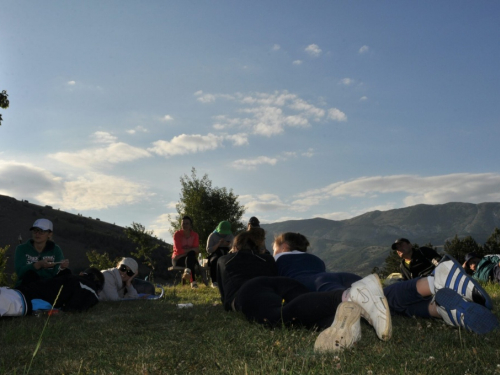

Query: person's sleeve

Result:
[53,246,64,276]
[15,245,36,279]
[206,233,216,254]
[99,273,121,301]
[124,284,138,299]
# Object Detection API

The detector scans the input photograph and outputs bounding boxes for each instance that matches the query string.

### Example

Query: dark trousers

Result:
[234,276,344,330]
[383,277,431,318]
[172,251,199,282]
[208,248,229,282]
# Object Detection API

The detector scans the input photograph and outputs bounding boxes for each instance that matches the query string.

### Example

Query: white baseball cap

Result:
[30,218,53,232]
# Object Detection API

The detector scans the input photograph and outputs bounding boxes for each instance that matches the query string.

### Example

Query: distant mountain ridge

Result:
[1,194,499,278]
[261,202,500,275]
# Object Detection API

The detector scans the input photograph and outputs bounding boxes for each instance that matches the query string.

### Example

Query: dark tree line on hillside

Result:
[380,228,500,277]
[0,90,8,126]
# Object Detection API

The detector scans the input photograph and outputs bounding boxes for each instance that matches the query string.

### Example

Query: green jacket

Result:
[14,240,64,286]
[473,255,500,282]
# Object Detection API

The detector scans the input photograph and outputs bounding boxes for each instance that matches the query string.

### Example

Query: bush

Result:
[86,249,119,270]
[0,245,10,286]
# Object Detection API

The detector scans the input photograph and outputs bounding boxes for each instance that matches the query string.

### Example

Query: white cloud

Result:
[194,90,203,96]
[231,156,278,170]
[305,44,322,57]
[92,131,117,144]
[340,78,353,86]
[239,194,288,212]
[67,81,76,85]
[161,115,174,122]
[199,90,346,137]
[359,45,369,54]
[302,148,314,157]
[314,211,353,221]
[360,96,368,101]
[0,160,151,210]
[327,108,347,122]
[295,173,500,208]
[49,142,151,169]
[196,93,216,103]
[126,126,149,135]
[149,213,175,242]
[293,60,303,65]
[148,133,224,157]
[224,133,249,146]
[272,44,280,51]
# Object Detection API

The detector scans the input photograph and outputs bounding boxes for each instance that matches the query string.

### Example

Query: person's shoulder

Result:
[419,247,439,255]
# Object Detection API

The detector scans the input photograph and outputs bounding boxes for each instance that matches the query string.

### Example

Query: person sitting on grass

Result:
[206,221,234,288]
[172,215,202,288]
[391,238,442,280]
[0,268,104,317]
[217,230,392,353]
[99,258,139,301]
[274,232,498,335]
[463,252,500,283]
[15,218,70,287]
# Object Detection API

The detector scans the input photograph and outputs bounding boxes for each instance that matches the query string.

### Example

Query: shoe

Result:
[190,281,198,289]
[211,282,218,288]
[433,254,492,310]
[348,273,392,341]
[434,288,499,334]
[314,302,362,353]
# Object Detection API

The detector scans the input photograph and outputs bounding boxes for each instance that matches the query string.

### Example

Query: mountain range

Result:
[1,193,500,278]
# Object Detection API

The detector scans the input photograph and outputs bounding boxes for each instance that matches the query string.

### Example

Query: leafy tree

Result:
[484,227,500,254]
[86,249,119,270]
[0,245,10,286]
[170,168,246,256]
[125,222,159,281]
[0,90,9,126]
[444,235,483,264]
[380,250,401,277]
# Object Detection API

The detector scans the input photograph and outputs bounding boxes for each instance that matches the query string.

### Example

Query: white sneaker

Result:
[190,281,199,289]
[314,302,362,353]
[433,254,492,309]
[348,273,392,341]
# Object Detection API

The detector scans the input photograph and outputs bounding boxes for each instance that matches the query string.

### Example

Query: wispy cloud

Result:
[161,115,174,122]
[305,44,322,57]
[359,45,369,54]
[240,194,288,212]
[202,90,346,137]
[50,142,151,169]
[339,78,353,86]
[231,156,278,170]
[126,126,149,135]
[295,173,500,208]
[360,96,368,101]
[293,60,303,65]
[148,133,224,157]
[272,44,281,51]
[92,131,117,144]
[67,80,76,85]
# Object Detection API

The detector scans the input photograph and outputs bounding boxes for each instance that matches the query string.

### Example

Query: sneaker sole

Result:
[439,255,493,310]
[314,302,362,353]
[435,288,499,334]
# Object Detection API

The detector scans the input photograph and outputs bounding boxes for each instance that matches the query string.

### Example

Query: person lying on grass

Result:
[463,252,500,284]
[0,267,104,317]
[273,232,498,335]
[99,257,141,301]
[216,230,392,353]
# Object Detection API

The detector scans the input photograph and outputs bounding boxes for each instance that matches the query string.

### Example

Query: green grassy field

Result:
[1,283,500,375]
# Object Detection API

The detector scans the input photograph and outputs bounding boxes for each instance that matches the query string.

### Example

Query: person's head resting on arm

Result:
[273,232,310,256]
[116,257,138,285]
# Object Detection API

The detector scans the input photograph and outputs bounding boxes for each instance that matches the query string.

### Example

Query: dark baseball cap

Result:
[391,238,410,250]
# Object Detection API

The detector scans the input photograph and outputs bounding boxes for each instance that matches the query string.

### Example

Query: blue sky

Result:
[1,1,500,242]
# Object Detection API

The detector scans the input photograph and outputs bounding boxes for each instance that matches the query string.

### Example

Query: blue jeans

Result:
[383,278,431,318]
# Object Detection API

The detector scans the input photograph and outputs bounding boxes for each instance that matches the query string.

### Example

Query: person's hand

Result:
[125,271,138,287]
[59,259,69,270]
[35,259,55,269]
[462,261,468,269]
